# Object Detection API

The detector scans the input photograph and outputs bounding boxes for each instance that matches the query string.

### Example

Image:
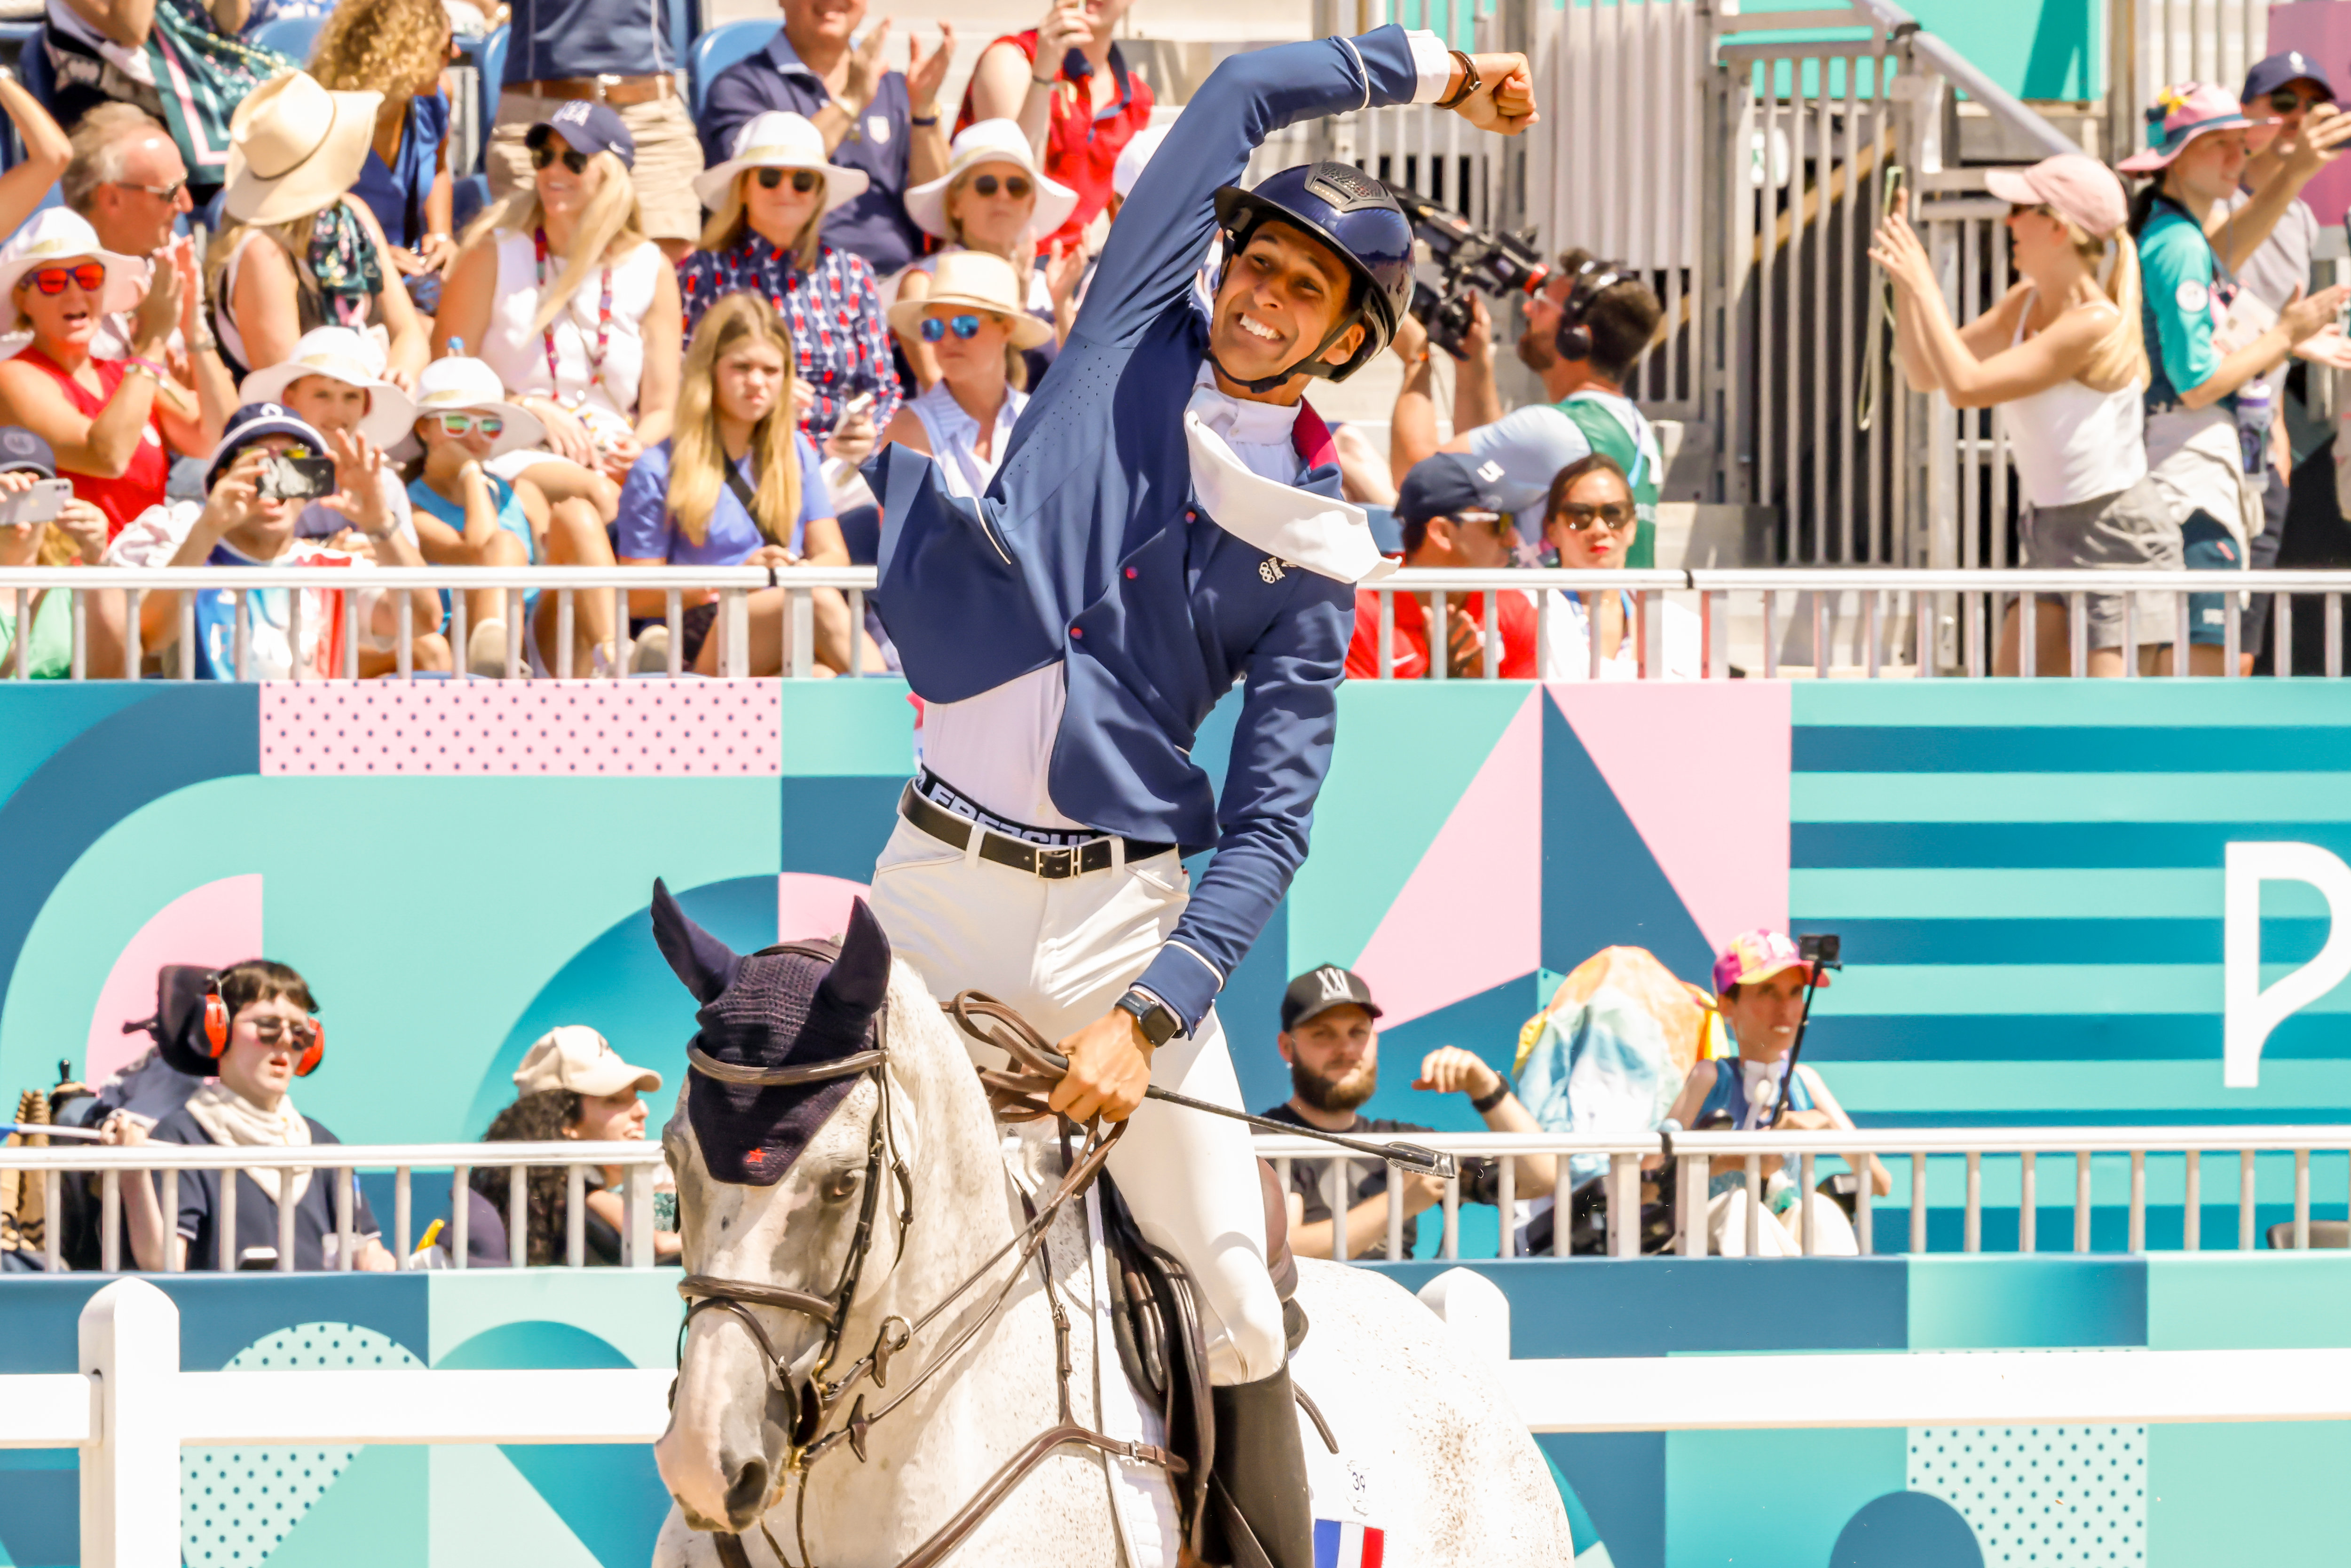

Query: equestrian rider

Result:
[861,28,1534,1568]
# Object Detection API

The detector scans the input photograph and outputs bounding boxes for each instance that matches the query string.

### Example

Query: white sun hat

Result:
[0,210,146,329]
[237,326,419,448]
[223,70,385,227]
[692,110,871,215]
[406,355,544,458]
[1112,125,1170,200]
[903,118,1078,243]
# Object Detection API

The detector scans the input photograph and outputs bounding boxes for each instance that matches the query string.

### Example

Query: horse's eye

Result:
[825,1168,862,1203]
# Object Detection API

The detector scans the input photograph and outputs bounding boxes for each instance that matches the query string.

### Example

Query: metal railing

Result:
[19,562,2351,680]
[1254,1125,2351,1261]
[0,1139,666,1272]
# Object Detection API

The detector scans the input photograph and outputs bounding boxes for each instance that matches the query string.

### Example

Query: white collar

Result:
[1188,361,1307,449]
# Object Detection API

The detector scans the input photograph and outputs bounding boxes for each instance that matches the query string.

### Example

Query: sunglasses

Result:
[112,176,188,203]
[1556,501,1637,531]
[755,167,822,193]
[530,142,591,175]
[25,263,106,295]
[967,173,1032,201]
[247,1016,320,1048]
[432,412,504,436]
[918,314,987,342]
[2269,88,2324,115]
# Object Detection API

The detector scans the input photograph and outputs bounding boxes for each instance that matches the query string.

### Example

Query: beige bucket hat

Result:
[885,249,1055,350]
[224,71,385,227]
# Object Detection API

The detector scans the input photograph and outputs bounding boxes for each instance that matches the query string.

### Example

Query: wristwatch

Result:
[1114,987,1181,1049]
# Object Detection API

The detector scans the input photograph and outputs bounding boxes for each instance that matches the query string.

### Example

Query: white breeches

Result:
[865,815,1288,1385]
[1705,1188,1860,1257]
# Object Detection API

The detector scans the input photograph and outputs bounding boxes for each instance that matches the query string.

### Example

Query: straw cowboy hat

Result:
[904,118,1078,243]
[693,110,870,214]
[224,71,385,227]
[402,355,544,459]
[885,250,1055,350]
[238,326,418,448]
[0,210,145,327]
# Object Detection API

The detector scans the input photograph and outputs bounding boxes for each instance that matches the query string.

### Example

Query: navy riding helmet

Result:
[1211,161,1415,390]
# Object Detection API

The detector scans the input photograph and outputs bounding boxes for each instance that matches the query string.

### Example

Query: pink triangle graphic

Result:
[780,873,871,942]
[86,874,265,1083]
[1349,688,1542,1028]
[1546,683,1789,950]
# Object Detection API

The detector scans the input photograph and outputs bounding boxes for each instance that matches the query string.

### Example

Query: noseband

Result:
[675,986,1180,1568]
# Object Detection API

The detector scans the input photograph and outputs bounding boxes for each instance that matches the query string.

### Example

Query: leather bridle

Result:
[678,983,1181,1568]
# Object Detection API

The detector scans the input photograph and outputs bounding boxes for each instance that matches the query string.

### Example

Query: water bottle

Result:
[2238,379,2273,476]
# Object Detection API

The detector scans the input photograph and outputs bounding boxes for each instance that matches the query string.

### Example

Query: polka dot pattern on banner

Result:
[181,1324,424,1567]
[1908,1423,2148,1565]
[257,680,783,776]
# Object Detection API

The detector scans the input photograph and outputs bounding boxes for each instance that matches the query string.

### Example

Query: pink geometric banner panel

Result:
[1547,682,1789,949]
[779,872,871,942]
[85,873,263,1082]
[1350,687,1543,1028]
[258,681,783,776]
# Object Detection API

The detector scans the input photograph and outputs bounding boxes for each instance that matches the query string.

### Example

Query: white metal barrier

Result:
[0,1139,666,1272]
[29,1273,2351,1565]
[1254,1125,2351,1261]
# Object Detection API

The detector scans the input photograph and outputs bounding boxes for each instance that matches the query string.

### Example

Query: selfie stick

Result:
[1762,942,1842,1131]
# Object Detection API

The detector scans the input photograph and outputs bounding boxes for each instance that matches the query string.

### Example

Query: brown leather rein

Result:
[684,990,1183,1568]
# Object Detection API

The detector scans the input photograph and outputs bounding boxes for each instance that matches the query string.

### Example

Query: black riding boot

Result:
[1206,1363,1314,1568]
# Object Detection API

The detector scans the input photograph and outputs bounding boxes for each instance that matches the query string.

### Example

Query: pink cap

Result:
[1983,154,2130,239]
[2117,81,2252,173]
[1712,928,1833,995]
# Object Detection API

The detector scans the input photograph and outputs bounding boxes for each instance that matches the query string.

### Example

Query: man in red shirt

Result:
[1346,450,1538,679]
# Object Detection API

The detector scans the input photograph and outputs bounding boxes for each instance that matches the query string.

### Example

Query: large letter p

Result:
[2224,842,2351,1087]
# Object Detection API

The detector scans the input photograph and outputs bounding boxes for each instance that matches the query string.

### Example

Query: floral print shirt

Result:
[677,235,903,441]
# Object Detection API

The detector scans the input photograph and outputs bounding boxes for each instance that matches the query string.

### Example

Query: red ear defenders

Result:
[1555,260,1630,362]
[200,978,325,1077]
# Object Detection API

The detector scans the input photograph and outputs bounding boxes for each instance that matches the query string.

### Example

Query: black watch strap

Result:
[1470,1077,1512,1114]
[1115,988,1181,1048]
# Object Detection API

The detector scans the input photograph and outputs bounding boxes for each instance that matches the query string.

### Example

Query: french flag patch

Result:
[1313,1519,1385,1567]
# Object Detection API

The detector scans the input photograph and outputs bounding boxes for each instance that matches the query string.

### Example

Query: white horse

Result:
[647,893,1573,1568]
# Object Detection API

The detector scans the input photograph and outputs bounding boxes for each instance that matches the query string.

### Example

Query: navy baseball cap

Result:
[1396,450,1511,529]
[528,100,636,170]
[1280,965,1383,1032]
[2244,50,2337,104]
[205,401,329,490]
[0,426,55,478]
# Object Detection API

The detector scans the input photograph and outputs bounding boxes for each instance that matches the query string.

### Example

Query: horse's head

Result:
[650,879,898,1532]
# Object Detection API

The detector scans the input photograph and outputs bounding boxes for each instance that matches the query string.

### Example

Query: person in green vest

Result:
[1391,246,1667,565]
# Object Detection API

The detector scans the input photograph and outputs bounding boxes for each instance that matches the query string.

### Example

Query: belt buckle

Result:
[1033,845,1074,880]
[593,72,620,101]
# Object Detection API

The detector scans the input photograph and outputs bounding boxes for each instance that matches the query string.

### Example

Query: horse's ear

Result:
[649,877,742,1005]
[816,898,891,1017]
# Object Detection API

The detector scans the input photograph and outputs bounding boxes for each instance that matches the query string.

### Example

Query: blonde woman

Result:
[614,293,871,676]
[879,249,1046,499]
[206,71,433,388]
[679,110,897,457]
[1875,153,2176,677]
[891,117,1081,392]
[435,100,681,507]
[307,0,461,308]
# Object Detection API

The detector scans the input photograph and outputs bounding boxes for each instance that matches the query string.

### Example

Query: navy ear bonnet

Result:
[651,878,892,1186]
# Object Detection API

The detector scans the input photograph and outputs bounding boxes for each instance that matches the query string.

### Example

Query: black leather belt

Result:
[898,783,1175,879]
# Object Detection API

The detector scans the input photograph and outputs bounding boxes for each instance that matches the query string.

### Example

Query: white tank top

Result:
[478,229,662,441]
[907,381,1027,499]
[2002,290,2147,508]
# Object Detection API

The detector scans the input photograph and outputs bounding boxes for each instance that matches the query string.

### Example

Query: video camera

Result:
[1390,186,1549,359]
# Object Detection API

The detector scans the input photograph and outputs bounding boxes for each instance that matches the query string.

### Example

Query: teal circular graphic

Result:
[180,1323,422,1567]
[1832,1491,1984,1568]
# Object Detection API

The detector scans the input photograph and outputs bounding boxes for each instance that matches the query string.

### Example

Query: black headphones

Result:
[1555,260,1630,362]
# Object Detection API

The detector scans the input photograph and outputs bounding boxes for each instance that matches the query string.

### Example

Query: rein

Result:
[682,987,1182,1568]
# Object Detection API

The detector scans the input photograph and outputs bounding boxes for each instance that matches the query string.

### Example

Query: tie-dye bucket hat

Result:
[2118,81,2253,173]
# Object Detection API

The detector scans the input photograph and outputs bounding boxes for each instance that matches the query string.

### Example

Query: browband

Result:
[687,1044,887,1087]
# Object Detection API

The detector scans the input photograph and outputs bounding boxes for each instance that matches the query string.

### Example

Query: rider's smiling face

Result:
[1209,221,1364,389]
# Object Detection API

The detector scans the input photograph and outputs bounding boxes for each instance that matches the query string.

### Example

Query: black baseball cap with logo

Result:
[1280,965,1385,1032]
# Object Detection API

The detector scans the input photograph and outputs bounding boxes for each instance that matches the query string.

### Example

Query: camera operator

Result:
[118,402,449,678]
[1393,249,1666,566]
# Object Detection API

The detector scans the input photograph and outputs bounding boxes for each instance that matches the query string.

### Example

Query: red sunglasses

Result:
[26,263,105,295]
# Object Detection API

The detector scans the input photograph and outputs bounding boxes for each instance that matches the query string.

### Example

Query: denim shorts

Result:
[2181,512,2241,646]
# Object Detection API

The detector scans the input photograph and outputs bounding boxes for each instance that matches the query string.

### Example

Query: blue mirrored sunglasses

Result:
[917,315,985,343]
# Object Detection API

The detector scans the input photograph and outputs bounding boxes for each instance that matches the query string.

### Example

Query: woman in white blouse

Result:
[1539,453,1700,681]
[878,251,1049,498]
[435,101,680,520]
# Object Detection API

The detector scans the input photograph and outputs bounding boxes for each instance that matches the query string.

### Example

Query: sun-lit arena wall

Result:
[4,677,2351,1564]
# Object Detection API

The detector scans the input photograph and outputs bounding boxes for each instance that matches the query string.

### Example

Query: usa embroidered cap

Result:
[1712,928,1834,995]
[1396,450,1512,529]
[2243,49,2338,106]
[528,100,635,170]
[1281,965,1384,1032]
[0,427,55,478]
